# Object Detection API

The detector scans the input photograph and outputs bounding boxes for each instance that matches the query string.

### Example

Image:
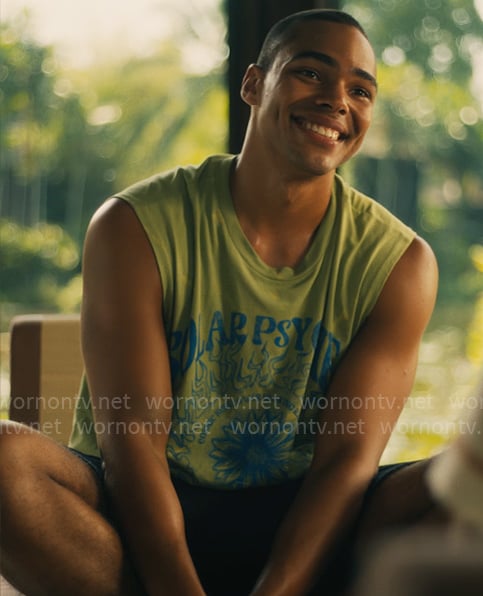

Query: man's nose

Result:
[314,81,348,115]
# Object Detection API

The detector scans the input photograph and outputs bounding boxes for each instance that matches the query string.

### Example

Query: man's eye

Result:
[299,69,319,80]
[353,87,372,99]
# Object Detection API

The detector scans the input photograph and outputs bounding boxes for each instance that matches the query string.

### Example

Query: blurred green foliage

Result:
[0,5,227,319]
[342,0,483,322]
[341,0,483,459]
[0,219,81,311]
[0,7,227,243]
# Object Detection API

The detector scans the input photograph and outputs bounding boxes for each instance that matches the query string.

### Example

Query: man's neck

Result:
[229,153,335,269]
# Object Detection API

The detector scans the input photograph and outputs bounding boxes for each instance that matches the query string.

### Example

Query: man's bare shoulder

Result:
[371,235,438,335]
[87,197,139,238]
[400,234,437,270]
[394,235,438,299]
[84,197,153,261]
[83,197,160,299]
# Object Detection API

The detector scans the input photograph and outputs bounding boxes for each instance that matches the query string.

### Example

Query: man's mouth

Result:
[294,117,343,141]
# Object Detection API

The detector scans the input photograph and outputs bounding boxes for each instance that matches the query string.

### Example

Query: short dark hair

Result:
[257,9,369,71]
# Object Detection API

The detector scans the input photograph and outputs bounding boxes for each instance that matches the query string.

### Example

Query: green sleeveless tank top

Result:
[70,155,416,488]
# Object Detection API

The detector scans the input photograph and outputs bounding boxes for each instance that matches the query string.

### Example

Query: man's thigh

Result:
[322,463,425,583]
[357,458,439,537]
[0,422,118,594]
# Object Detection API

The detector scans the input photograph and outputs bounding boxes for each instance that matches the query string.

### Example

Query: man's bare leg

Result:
[313,459,450,595]
[356,458,449,543]
[0,421,141,596]
[348,457,483,596]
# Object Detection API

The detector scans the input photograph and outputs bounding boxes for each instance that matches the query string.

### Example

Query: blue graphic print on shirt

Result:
[169,311,340,390]
[166,310,341,487]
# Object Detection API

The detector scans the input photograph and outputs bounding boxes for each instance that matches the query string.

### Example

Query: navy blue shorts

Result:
[69,448,415,594]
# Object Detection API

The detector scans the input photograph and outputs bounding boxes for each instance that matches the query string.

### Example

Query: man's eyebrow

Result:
[290,50,378,90]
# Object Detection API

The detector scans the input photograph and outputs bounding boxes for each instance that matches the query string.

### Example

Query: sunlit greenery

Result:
[341,0,483,459]
[0,219,80,307]
[0,5,228,242]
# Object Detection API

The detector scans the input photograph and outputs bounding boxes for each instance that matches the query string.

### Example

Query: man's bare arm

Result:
[82,198,205,595]
[250,237,438,596]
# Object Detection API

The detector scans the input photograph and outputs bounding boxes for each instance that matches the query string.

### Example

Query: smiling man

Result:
[0,10,440,596]
[242,17,377,184]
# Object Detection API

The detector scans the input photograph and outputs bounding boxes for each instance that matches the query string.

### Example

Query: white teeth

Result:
[301,121,340,140]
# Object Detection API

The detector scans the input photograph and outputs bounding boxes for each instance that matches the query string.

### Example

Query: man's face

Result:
[246,20,377,178]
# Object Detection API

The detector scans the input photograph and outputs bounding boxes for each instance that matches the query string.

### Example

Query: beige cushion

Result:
[9,314,83,445]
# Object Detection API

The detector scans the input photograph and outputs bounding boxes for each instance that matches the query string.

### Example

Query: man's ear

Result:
[240,64,265,106]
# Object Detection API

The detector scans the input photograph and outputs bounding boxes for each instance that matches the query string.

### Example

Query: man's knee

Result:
[0,420,100,507]
[0,420,37,476]
[0,420,56,472]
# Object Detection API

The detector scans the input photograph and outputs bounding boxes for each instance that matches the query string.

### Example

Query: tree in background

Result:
[0,219,80,311]
[0,16,116,243]
[0,4,227,314]
[338,0,483,460]
[342,0,483,321]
